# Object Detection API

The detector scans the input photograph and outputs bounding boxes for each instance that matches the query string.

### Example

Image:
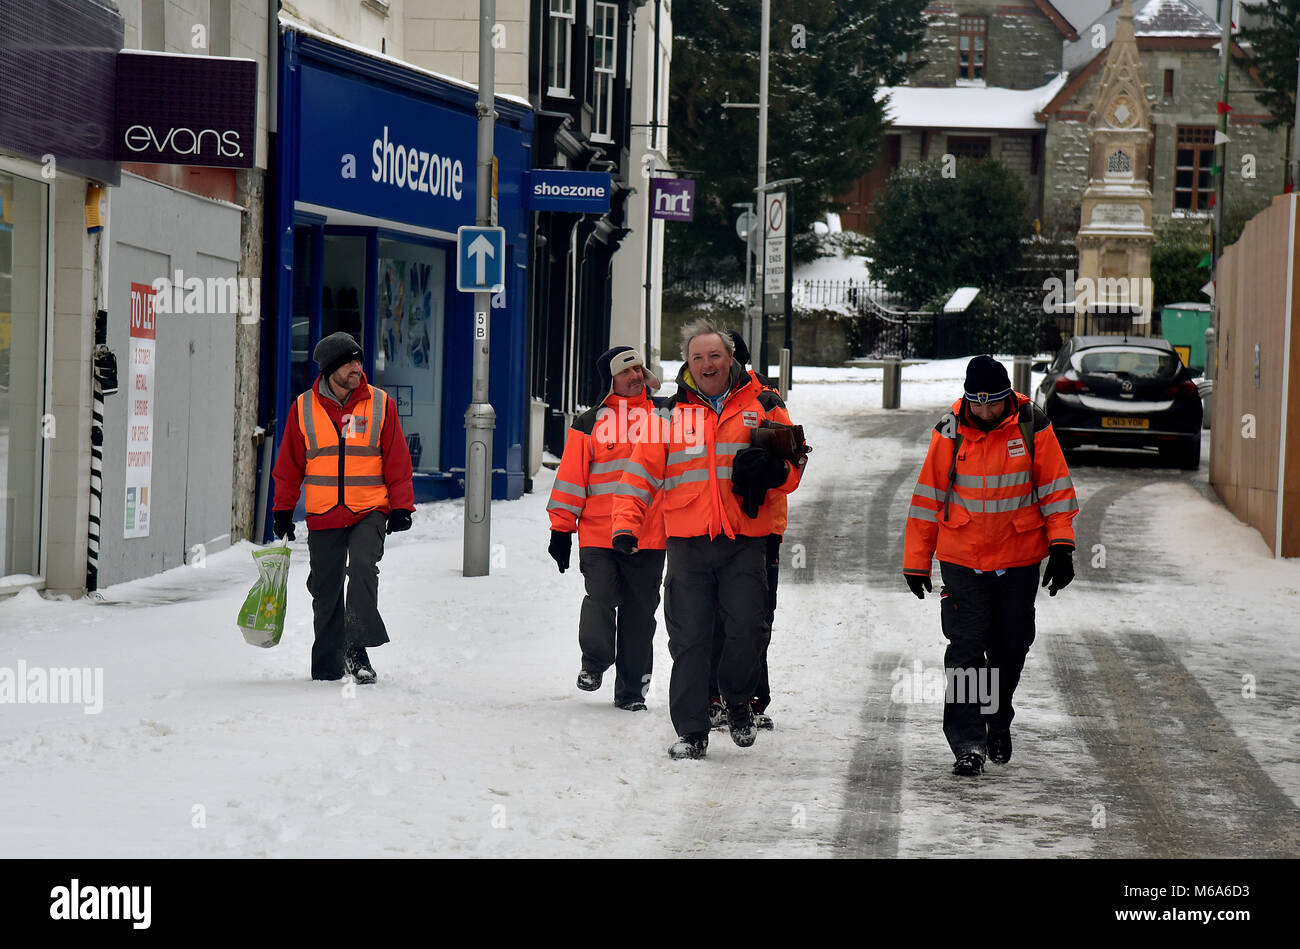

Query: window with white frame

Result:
[592,2,618,140]
[548,0,575,96]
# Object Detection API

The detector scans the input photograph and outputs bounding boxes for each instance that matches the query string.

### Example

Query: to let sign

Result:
[650,178,695,221]
[125,283,157,538]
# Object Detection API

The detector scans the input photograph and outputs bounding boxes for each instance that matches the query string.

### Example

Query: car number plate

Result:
[1101,417,1149,429]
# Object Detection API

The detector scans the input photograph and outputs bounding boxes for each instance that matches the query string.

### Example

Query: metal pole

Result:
[1292,37,1300,191]
[1212,0,1230,277]
[755,0,770,369]
[644,0,663,367]
[783,188,793,387]
[464,0,497,577]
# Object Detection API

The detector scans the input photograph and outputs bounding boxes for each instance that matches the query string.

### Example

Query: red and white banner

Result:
[125,282,156,538]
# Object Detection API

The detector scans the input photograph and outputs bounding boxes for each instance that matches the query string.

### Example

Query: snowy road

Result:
[2,360,1298,858]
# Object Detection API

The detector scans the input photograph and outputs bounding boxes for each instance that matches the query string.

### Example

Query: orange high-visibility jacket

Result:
[903,394,1078,576]
[297,383,392,515]
[547,391,668,549]
[612,364,802,542]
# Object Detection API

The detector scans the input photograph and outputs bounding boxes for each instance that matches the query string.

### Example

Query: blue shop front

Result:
[264,27,533,535]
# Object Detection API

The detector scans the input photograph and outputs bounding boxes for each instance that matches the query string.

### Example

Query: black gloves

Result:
[731,447,789,518]
[905,573,932,599]
[549,529,573,572]
[612,532,639,555]
[387,509,413,534]
[1041,544,1074,596]
[272,510,296,542]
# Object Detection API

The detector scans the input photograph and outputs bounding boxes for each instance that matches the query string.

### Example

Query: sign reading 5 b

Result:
[456,226,506,293]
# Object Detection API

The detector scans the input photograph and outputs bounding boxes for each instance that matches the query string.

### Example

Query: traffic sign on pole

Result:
[456,225,506,293]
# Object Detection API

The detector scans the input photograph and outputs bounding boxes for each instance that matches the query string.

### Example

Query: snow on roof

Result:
[1051,0,1111,32]
[943,287,981,313]
[1063,0,1221,74]
[279,11,533,110]
[878,74,1068,131]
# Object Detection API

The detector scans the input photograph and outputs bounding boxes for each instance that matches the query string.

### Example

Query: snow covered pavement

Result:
[2,359,1298,858]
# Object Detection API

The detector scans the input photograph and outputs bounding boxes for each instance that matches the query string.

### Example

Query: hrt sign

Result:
[650,178,695,222]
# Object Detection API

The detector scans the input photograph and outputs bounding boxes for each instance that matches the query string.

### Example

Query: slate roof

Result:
[1062,0,1221,74]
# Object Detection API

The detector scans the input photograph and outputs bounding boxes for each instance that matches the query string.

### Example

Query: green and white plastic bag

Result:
[237,540,291,648]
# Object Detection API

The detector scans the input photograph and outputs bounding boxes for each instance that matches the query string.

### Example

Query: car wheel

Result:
[1161,440,1200,470]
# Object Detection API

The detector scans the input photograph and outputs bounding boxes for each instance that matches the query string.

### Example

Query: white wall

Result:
[403,0,529,99]
[610,0,672,371]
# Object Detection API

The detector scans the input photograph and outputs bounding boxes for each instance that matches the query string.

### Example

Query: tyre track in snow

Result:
[832,651,907,857]
[1047,629,1300,857]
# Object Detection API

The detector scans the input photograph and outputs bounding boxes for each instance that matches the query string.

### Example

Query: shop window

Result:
[375,240,446,473]
[1174,126,1214,211]
[290,226,318,401]
[0,171,49,584]
[322,235,366,343]
[958,16,986,81]
[548,0,575,97]
[592,2,618,142]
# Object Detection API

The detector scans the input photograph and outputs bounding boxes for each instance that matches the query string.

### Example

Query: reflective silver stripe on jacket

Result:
[1036,476,1074,496]
[621,461,663,489]
[614,482,654,504]
[589,458,629,476]
[1039,497,1080,516]
[553,479,587,498]
[912,483,943,501]
[662,468,713,491]
[908,505,938,522]
[587,482,619,496]
[547,499,583,515]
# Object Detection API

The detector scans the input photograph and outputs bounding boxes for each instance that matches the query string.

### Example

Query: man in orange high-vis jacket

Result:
[903,355,1078,777]
[547,346,668,711]
[612,319,804,760]
[272,332,415,684]
[708,332,785,732]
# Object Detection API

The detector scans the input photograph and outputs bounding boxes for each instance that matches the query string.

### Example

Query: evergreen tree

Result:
[1240,1,1300,132]
[868,158,1031,305]
[666,0,928,276]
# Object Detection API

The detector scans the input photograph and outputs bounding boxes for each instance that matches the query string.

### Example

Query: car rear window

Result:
[1078,349,1181,380]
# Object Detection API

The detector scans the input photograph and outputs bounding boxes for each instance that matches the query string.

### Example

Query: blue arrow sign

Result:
[456,225,506,293]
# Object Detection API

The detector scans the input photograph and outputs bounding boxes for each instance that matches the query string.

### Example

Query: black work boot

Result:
[345,645,377,685]
[726,699,757,748]
[988,729,1012,764]
[952,752,984,776]
[668,733,708,760]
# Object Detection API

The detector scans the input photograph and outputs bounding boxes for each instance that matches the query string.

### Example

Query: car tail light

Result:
[1055,375,1089,394]
[1162,380,1199,398]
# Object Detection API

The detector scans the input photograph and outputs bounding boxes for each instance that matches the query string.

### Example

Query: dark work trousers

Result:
[709,533,781,711]
[306,510,390,679]
[937,560,1040,757]
[664,535,769,736]
[577,545,666,706]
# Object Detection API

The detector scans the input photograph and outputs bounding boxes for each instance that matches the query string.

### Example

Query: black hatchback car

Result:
[1032,336,1203,469]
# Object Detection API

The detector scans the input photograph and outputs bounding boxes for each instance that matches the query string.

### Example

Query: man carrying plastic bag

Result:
[269,332,415,684]
[237,540,292,648]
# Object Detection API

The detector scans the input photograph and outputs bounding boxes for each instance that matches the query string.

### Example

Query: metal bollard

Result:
[1012,355,1031,396]
[882,356,901,409]
[779,348,791,402]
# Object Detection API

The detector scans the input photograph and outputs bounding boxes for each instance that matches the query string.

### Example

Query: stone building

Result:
[840,0,1287,240]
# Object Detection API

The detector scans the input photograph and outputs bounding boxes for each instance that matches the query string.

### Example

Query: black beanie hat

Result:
[314,331,363,379]
[730,331,752,367]
[963,354,1012,403]
[596,346,660,400]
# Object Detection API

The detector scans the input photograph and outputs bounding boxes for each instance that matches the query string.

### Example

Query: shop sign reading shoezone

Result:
[297,64,475,233]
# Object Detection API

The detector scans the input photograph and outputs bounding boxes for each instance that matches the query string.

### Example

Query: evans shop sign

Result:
[115,51,257,168]
[297,65,476,233]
